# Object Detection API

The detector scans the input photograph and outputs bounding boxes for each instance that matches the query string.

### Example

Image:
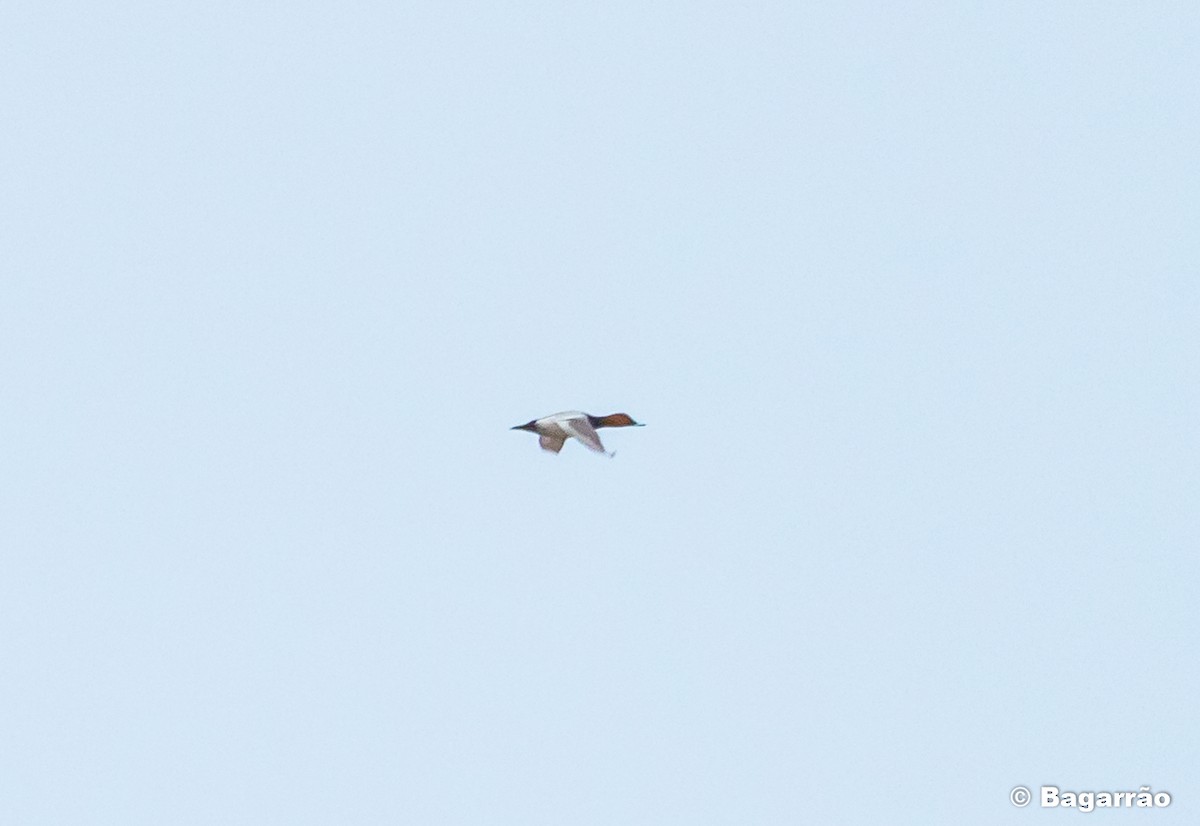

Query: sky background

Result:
[2,2,1197,823]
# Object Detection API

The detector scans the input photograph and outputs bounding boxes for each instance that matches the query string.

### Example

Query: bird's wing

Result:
[560,417,607,453]
[539,435,565,453]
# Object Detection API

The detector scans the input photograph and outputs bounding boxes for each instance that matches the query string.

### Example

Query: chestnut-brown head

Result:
[589,413,644,429]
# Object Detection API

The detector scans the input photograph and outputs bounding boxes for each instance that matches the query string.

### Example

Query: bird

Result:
[511,410,644,455]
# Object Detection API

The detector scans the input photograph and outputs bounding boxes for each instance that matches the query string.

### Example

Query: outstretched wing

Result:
[559,417,607,453]
[539,435,565,453]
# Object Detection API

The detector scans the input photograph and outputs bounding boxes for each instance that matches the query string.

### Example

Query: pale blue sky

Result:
[2,2,1197,823]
